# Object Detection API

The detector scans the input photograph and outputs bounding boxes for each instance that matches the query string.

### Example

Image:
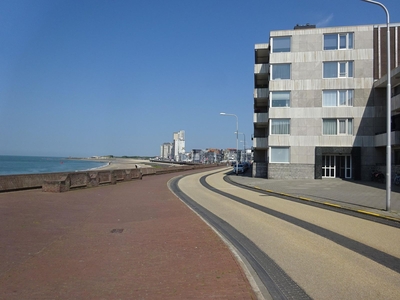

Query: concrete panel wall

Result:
[0,164,220,193]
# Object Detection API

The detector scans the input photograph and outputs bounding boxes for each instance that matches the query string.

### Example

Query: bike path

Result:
[227,170,400,222]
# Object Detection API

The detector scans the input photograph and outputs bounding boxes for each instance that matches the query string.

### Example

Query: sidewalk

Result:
[228,171,400,222]
[0,170,257,299]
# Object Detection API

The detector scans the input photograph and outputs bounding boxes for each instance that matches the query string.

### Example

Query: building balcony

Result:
[374,131,400,147]
[254,112,269,125]
[392,93,400,113]
[254,63,269,74]
[252,137,268,149]
[254,88,269,99]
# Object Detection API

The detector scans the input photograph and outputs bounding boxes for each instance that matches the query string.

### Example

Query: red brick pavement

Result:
[0,169,257,299]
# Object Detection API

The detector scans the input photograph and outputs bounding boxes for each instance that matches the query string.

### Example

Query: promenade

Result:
[2,166,400,299]
[0,168,256,300]
[229,170,400,221]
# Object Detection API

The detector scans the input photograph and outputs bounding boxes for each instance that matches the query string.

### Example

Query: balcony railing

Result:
[254,64,269,74]
[254,88,269,99]
[375,131,400,147]
[252,137,268,149]
[253,112,269,124]
[391,93,400,113]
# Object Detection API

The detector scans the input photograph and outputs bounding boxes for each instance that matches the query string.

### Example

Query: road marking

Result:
[357,210,381,217]
[323,202,341,208]
[279,192,290,196]
[299,197,311,201]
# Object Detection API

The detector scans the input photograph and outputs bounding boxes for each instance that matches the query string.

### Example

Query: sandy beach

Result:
[87,158,153,171]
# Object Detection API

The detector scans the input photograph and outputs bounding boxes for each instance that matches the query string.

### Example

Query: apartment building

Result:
[253,23,400,180]
[172,130,186,162]
[160,142,172,160]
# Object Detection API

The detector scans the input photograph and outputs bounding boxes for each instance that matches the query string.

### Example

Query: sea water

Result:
[0,156,108,176]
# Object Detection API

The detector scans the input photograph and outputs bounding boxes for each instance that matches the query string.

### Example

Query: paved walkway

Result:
[0,169,257,300]
[228,170,400,222]
[2,167,400,299]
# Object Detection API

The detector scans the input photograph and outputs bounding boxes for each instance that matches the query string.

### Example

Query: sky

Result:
[0,0,399,157]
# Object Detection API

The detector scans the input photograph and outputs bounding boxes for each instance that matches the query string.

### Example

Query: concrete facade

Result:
[253,23,400,180]
[160,142,172,160]
[173,130,186,162]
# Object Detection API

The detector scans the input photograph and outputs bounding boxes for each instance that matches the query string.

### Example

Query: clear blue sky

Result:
[1,0,399,157]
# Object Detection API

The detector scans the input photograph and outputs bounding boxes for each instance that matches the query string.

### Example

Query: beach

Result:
[87,157,155,171]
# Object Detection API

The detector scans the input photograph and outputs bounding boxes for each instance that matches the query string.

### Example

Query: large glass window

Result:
[347,119,353,135]
[271,91,290,107]
[272,36,291,53]
[323,62,337,78]
[323,119,353,135]
[271,119,290,134]
[323,119,337,135]
[322,90,354,107]
[270,147,290,163]
[272,64,291,80]
[323,61,353,78]
[324,33,354,50]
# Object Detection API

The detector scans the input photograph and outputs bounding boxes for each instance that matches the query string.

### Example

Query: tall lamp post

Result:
[220,112,239,174]
[362,0,391,211]
[235,132,246,162]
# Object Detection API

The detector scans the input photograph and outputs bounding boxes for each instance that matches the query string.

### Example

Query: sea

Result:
[0,155,108,176]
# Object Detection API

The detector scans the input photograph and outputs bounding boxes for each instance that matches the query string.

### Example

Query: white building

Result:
[172,130,185,162]
[253,23,400,179]
[160,143,172,160]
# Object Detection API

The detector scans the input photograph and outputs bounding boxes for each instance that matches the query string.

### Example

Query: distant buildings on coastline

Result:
[159,130,252,164]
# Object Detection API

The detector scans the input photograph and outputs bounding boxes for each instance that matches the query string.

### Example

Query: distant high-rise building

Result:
[160,143,172,160]
[172,130,185,161]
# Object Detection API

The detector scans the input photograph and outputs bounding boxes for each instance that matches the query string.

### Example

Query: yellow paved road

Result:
[178,168,400,300]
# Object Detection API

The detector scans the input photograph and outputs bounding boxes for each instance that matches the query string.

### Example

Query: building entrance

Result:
[322,155,352,179]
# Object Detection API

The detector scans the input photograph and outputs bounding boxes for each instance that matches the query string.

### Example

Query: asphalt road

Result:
[177,168,400,300]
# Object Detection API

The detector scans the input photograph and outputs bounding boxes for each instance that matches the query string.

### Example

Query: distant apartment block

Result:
[253,23,400,179]
[160,143,172,160]
[172,130,185,162]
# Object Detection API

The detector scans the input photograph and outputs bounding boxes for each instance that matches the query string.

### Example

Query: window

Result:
[271,91,290,107]
[272,64,291,79]
[270,147,290,163]
[324,33,354,50]
[323,61,353,78]
[323,119,353,135]
[272,36,291,53]
[322,90,354,107]
[271,119,290,134]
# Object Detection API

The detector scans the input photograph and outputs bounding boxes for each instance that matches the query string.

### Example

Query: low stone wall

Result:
[42,169,144,192]
[268,163,315,179]
[0,173,69,192]
[0,164,220,193]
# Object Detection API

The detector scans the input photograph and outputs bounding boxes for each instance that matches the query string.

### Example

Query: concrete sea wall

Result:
[0,164,220,193]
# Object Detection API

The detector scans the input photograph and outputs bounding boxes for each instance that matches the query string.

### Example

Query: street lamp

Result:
[220,112,239,174]
[361,0,391,211]
[235,132,246,162]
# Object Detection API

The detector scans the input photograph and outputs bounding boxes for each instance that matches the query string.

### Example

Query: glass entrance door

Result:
[322,155,352,179]
[322,155,336,178]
